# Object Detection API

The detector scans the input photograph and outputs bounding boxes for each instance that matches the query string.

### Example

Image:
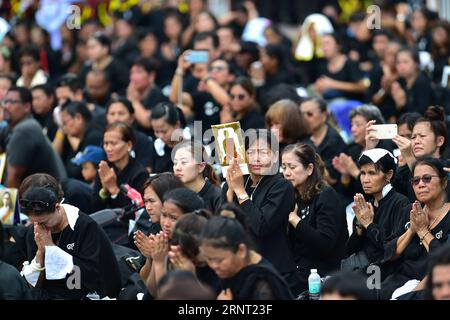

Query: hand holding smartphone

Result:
[371,124,398,140]
[185,50,209,64]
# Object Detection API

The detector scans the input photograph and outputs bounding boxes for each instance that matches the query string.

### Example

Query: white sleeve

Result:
[44,245,74,280]
[21,259,43,287]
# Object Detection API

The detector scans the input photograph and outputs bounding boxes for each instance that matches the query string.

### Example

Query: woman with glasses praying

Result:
[19,173,121,300]
[225,77,265,131]
[380,157,450,300]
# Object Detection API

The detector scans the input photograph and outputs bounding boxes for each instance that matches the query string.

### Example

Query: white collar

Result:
[61,204,80,231]
[381,184,393,199]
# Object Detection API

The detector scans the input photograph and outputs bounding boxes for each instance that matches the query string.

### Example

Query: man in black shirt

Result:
[0,86,66,188]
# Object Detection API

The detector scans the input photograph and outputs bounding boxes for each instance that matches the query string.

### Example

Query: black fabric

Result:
[239,110,265,132]
[191,91,221,134]
[79,58,129,95]
[221,174,297,274]
[289,186,348,277]
[62,126,103,181]
[345,189,410,268]
[33,111,58,141]
[366,64,397,120]
[92,157,149,212]
[314,125,348,181]
[397,72,435,115]
[60,178,94,214]
[152,145,174,174]
[134,130,156,170]
[198,180,221,214]
[220,257,294,300]
[1,117,67,180]
[1,224,28,269]
[0,260,31,299]
[196,265,222,295]
[25,210,122,299]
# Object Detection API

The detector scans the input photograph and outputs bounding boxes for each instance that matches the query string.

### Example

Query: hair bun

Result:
[424,106,445,122]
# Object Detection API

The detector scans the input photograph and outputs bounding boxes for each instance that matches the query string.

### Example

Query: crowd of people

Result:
[1,0,450,300]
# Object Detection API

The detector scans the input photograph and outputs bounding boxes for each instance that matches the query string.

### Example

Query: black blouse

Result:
[198,180,221,214]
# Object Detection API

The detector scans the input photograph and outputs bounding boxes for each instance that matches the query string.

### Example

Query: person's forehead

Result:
[5,90,20,99]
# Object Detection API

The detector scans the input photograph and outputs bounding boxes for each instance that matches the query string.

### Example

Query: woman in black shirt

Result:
[282,143,348,292]
[392,47,434,115]
[150,102,185,173]
[200,216,294,300]
[60,101,103,181]
[173,140,221,214]
[92,122,148,213]
[315,33,366,101]
[222,130,300,295]
[381,158,450,300]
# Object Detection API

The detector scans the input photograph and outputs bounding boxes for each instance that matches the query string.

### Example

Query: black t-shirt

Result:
[134,130,156,170]
[62,127,103,181]
[319,58,364,101]
[0,260,31,299]
[397,72,434,115]
[198,180,222,214]
[315,125,348,181]
[239,110,265,132]
[152,144,174,174]
[33,111,58,141]
[142,85,169,110]
[191,91,221,134]
[2,117,67,180]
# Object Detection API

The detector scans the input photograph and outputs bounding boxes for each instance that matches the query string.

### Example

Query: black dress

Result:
[198,180,221,214]
[288,186,348,290]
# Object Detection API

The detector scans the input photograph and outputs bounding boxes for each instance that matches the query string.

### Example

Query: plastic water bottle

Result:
[308,269,321,300]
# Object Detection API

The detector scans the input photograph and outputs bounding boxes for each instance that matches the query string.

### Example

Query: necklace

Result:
[425,203,448,230]
[244,176,264,200]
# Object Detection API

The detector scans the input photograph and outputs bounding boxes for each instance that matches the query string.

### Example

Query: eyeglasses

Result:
[209,65,226,72]
[19,199,52,213]
[411,174,440,186]
[1,99,22,106]
[230,94,246,101]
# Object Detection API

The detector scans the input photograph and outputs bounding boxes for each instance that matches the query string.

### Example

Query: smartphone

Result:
[185,50,209,64]
[372,124,397,140]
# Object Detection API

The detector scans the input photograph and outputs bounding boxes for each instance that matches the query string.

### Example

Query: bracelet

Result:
[31,258,45,272]
[99,188,109,200]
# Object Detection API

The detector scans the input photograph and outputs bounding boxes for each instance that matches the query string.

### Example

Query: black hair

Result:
[7,86,32,104]
[18,45,40,62]
[86,68,111,84]
[218,202,251,234]
[200,215,251,254]
[104,122,136,147]
[322,32,346,53]
[55,73,82,92]
[137,28,159,42]
[143,173,184,201]
[163,188,205,214]
[414,106,447,156]
[106,96,134,115]
[397,46,421,68]
[193,31,219,49]
[424,244,450,300]
[171,213,208,261]
[132,57,157,74]
[157,270,215,300]
[20,186,58,216]
[19,173,64,202]
[31,84,55,98]
[321,271,372,300]
[151,101,185,127]
[349,104,385,124]
[0,74,14,85]
[301,97,328,113]
[61,100,92,123]
[264,44,284,65]
[397,112,422,132]
[412,157,447,187]
[372,29,393,40]
[89,32,112,53]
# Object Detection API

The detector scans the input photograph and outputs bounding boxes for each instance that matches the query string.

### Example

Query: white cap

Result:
[311,269,317,273]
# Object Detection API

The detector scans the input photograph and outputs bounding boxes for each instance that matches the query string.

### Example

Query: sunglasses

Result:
[411,174,440,186]
[1,99,22,106]
[19,199,53,213]
[230,94,246,101]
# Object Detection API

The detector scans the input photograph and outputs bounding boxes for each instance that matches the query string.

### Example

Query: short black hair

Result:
[18,45,40,62]
[106,96,134,115]
[61,100,92,123]
[8,86,32,104]
[194,31,219,49]
[163,188,205,214]
[31,84,55,98]
[424,244,450,300]
[132,57,157,74]
[55,74,82,92]
[151,102,185,127]
[90,32,112,53]
[321,270,372,300]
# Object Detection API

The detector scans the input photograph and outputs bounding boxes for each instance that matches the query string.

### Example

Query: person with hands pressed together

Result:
[19,173,121,299]
[381,158,450,299]
[343,149,410,272]
[92,122,148,218]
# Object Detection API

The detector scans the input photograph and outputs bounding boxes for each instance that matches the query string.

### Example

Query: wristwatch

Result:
[238,193,250,202]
